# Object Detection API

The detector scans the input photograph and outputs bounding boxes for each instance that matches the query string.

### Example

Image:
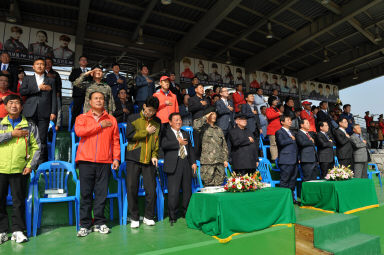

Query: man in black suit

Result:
[296,119,318,181]
[161,113,197,225]
[316,101,332,132]
[315,121,335,179]
[334,117,353,170]
[188,84,209,157]
[0,53,19,93]
[20,58,57,164]
[275,115,298,203]
[69,56,89,129]
[215,87,234,139]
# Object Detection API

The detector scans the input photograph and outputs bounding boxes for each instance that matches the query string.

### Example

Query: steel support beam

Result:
[214,0,298,58]
[297,42,384,81]
[336,64,384,89]
[174,0,241,61]
[74,0,91,67]
[245,0,382,71]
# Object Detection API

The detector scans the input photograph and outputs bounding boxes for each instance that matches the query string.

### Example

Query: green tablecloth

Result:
[185,188,296,239]
[301,179,378,213]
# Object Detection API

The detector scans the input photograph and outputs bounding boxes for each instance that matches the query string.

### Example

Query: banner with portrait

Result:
[0,22,75,65]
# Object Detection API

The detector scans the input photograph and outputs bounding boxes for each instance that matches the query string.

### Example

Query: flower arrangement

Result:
[325,165,354,181]
[224,171,264,192]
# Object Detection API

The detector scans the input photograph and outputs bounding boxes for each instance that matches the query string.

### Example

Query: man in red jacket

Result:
[300,101,316,133]
[75,91,120,237]
[266,96,282,160]
[153,76,179,123]
[232,84,246,112]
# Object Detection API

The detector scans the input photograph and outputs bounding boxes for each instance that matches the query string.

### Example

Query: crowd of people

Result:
[0,52,374,243]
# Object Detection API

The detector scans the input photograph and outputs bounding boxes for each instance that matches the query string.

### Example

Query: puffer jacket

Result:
[75,110,120,164]
[0,116,40,173]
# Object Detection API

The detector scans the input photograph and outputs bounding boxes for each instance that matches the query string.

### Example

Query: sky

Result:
[338,76,384,119]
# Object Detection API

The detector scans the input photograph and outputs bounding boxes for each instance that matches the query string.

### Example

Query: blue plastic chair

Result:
[68,101,73,132]
[107,166,123,224]
[157,159,168,195]
[334,156,339,167]
[368,163,382,188]
[47,121,56,161]
[120,161,164,224]
[71,129,80,169]
[259,134,270,158]
[118,123,127,162]
[258,157,280,187]
[6,171,34,237]
[133,104,139,114]
[181,126,194,147]
[32,161,80,236]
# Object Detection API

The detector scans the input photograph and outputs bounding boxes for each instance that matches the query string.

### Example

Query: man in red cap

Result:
[300,101,316,133]
[153,76,179,124]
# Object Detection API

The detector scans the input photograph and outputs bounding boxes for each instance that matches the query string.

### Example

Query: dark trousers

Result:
[301,162,318,181]
[192,130,200,160]
[236,169,256,176]
[167,158,192,220]
[78,162,110,229]
[0,173,28,233]
[28,116,50,165]
[71,96,85,130]
[371,141,378,149]
[279,164,298,191]
[126,161,156,221]
[319,162,334,179]
[339,158,354,171]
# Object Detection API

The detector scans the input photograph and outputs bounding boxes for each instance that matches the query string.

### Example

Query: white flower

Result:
[237,184,242,189]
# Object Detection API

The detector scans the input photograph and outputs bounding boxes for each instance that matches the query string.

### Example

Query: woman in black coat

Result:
[113,88,134,123]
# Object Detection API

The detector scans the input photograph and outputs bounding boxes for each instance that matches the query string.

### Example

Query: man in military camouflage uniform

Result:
[193,107,228,186]
[73,64,115,114]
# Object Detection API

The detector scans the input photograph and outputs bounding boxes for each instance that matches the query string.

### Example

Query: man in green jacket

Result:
[0,94,40,244]
[125,96,160,229]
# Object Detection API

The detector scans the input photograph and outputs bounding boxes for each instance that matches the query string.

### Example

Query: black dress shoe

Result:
[170,219,177,226]
[293,199,300,205]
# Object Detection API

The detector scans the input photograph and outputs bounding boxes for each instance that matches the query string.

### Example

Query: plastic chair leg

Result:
[38,203,43,228]
[109,198,113,221]
[33,202,40,237]
[117,194,122,225]
[68,201,73,225]
[156,188,164,221]
[75,200,80,231]
[25,200,32,237]
[123,195,128,225]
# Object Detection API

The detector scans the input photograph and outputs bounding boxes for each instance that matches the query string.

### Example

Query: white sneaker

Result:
[11,231,28,243]
[0,232,8,244]
[93,224,110,234]
[143,217,155,226]
[130,220,140,228]
[77,227,92,237]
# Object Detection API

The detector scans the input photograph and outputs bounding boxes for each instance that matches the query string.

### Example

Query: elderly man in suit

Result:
[334,117,353,170]
[296,119,318,181]
[20,58,56,164]
[161,113,197,225]
[215,87,234,139]
[0,53,19,93]
[316,101,332,132]
[350,124,370,178]
[315,121,335,179]
[275,115,298,204]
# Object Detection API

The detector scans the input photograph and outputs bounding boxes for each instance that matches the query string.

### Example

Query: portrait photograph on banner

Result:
[194,59,208,85]
[290,77,298,95]
[222,64,234,88]
[308,81,318,98]
[28,28,54,57]
[208,61,222,85]
[300,81,309,96]
[0,22,4,50]
[180,57,195,83]
[233,66,246,88]
[279,75,290,94]
[53,32,75,61]
[3,23,29,56]
[259,71,270,92]
[249,71,261,90]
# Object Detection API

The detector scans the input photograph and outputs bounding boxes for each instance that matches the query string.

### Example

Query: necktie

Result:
[2,65,6,71]
[306,132,311,139]
[177,131,186,159]
[82,68,86,73]
[324,133,329,140]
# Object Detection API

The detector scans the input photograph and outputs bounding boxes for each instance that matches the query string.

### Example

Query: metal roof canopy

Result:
[1,0,384,89]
